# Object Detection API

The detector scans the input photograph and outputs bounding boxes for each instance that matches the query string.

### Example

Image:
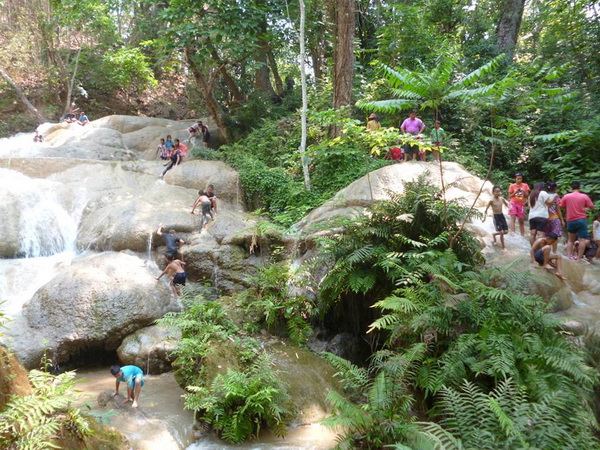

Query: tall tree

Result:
[329,0,355,136]
[497,0,526,59]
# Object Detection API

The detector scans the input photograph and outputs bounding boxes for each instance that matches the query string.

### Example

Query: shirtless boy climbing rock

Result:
[156,254,187,297]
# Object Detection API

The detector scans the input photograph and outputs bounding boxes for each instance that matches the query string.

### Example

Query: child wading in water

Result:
[484,186,509,249]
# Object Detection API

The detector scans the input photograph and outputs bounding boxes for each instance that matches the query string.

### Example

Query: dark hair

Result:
[529,182,545,207]
[435,120,441,125]
[514,172,523,177]
[165,253,174,261]
[595,213,600,221]
[169,229,176,234]
[571,181,581,190]
[409,109,417,114]
[110,365,121,375]
[493,186,501,192]
[207,184,214,189]
[546,180,557,192]
[198,190,206,196]
[166,135,172,139]
[546,232,558,240]
[175,138,180,144]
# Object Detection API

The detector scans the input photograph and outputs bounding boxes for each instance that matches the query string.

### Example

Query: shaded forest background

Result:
[1,0,599,206]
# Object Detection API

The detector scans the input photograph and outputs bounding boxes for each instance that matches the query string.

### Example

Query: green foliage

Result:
[156,296,242,386]
[414,378,599,449]
[0,366,92,449]
[100,47,157,91]
[183,354,291,444]
[318,175,482,314]
[238,263,315,345]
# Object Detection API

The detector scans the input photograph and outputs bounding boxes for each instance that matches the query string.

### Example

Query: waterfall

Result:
[0,168,87,258]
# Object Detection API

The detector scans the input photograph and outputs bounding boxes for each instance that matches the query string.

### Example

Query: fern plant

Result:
[237,262,315,345]
[408,378,599,450]
[183,354,291,444]
[0,367,92,449]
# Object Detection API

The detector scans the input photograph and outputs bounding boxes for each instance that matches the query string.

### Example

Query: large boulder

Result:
[7,251,179,368]
[296,161,493,230]
[117,325,181,374]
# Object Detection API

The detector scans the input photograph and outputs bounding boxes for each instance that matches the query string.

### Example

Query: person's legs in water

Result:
[541,245,566,279]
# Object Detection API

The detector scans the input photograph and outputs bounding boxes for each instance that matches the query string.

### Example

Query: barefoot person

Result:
[156,225,185,259]
[559,181,594,261]
[191,190,213,230]
[156,253,187,296]
[530,232,566,280]
[508,172,530,236]
[484,186,509,249]
[528,182,554,245]
[110,365,144,408]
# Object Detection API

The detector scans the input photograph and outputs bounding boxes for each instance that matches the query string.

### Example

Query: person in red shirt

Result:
[559,181,594,261]
[507,172,530,236]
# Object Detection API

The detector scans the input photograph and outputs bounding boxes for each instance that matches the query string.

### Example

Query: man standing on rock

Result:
[156,253,187,297]
[560,181,594,261]
[111,365,144,408]
[156,225,185,259]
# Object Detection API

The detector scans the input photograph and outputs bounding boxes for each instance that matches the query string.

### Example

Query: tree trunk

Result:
[497,0,526,60]
[267,48,285,97]
[299,0,311,190]
[208,46,246,104]
[309,44,325,85]
[329,0,355,137]
[0,67,48,123]
[254,20,277,99]
[185,48,230,144]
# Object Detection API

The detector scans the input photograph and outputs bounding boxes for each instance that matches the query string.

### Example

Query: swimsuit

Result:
[173,272,186,285]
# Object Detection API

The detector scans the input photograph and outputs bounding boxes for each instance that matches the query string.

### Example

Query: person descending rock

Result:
[530,232,566,280]
[484,186,509,250]
[206,184,217,214]
[508,172,530,236]
[156,253,187,297]
[560,181,594,261]
[199,122,210,146]
[160,144,181,179]
[156,225,185,259]
[110,365,144,408]
[191,190,213,230]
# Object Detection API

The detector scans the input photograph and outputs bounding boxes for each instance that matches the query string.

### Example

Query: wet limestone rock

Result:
[296,161,492,230]
[117,325,181,374]
[7,251,179,369]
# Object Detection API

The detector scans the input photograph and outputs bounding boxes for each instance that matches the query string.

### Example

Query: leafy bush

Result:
[183,354,291,444]
[0,366,92,449]
[238,263,315,345]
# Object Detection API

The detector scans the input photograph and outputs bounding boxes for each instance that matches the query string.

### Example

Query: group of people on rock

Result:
[157,135,189,179]
[484,173,598,279]
[153,186,218,297]
[367,110,447,162]
[63,107,89,126]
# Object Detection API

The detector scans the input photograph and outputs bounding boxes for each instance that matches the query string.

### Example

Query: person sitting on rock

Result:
[156,138,168,160]
[110,365,144,408]
[156,253,187,297]
[77,112,89,126]
[190,190,213,230]
[530,232,566,280]
[156,225,185,259]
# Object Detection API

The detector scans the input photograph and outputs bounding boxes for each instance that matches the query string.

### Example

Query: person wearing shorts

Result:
[559,181,594,261]
[156,253,187,297]
[530,232,566,280]
[400,110,426,161]
[508,172,530,236]
[528,182,554,245]
[111,365,145,408]
[484,186,509,249]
